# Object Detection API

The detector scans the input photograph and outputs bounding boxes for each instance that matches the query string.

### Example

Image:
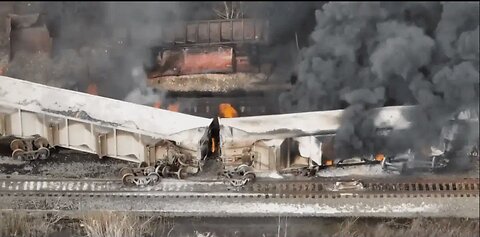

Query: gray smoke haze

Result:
[4,2,207,104]
[282,2,479,159]
[3,2,321,105]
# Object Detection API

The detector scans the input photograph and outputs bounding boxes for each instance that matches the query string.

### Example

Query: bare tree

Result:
[213,1,246,19]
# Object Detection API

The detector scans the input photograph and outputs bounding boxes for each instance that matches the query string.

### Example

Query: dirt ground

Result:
[0,211,478,237]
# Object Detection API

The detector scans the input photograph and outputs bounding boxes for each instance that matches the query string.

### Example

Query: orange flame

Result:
[324,160,333,166]
[87,83,98,95]
[219,103,238,118]
[153,101,162,109]
[211,137,215,153]
[167,103,180,112]
[375,153,385,161]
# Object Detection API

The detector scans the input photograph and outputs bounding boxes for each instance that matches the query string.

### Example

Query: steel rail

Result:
[0,177,477,196]
[0,190,477,200]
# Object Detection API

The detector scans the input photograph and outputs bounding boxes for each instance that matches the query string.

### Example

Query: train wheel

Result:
[177,156,188,166]
[33,137,49,149]
[35,147,50,160]
[10,139,26,151]
[11,149,25,160]
[162,166,170,178]
[122,173,136,186]
[235,164,251,175]
[144,166,155,174]
[155,164,165,175]
[120,167,134,177]
[148,172,161,185]
[243,172,256,184]
[176,167,188,180]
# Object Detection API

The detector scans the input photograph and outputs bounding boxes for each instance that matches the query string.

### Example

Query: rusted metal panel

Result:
[220,21,231,42]
[209,22,221,43]
[232,21,243,41]
[153,46,234,76]
[198,22,209,43]
[254,20,265,41]
[243,19,255,40]
[174,24,186,44]
[186,23,197,43]
[163,18,269,45]
[182,47,233,74]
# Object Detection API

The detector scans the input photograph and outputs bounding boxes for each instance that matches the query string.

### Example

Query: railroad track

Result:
[244,178,480,194]
[0,177,477,198]
[0,190,477,200]
[0,177,225,193]
[1,177,477,219]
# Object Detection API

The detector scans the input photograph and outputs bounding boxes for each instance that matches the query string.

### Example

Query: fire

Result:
[153,101,162,109]
[219,103,238,118]
[324,160,334,166]
[375,153,385,161]
[87,83,98,95]
[211,137,215,153]
[167,103,180,112]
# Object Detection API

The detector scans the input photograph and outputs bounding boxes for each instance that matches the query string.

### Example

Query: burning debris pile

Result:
[282,2,479,161]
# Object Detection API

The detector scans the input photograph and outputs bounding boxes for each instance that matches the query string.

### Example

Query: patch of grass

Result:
[80,211,174,237]
[0,211,64,237]
[0,211,478,237]
[332,217,480,237]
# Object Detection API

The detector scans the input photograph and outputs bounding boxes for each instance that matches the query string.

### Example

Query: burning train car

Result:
[146,18,291,118]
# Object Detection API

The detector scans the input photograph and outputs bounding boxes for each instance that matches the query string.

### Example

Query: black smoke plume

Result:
[282,2,479,161]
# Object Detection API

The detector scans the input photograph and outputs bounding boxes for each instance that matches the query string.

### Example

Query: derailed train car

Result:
[1,76,478,187]
[381,109,479,174]
[186,106,420,186]
[198,106,478,186]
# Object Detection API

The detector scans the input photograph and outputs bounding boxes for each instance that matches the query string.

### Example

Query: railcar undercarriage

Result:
[8,135,50,161]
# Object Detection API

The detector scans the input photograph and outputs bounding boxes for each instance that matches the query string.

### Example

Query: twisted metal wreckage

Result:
[0,76,477,186]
